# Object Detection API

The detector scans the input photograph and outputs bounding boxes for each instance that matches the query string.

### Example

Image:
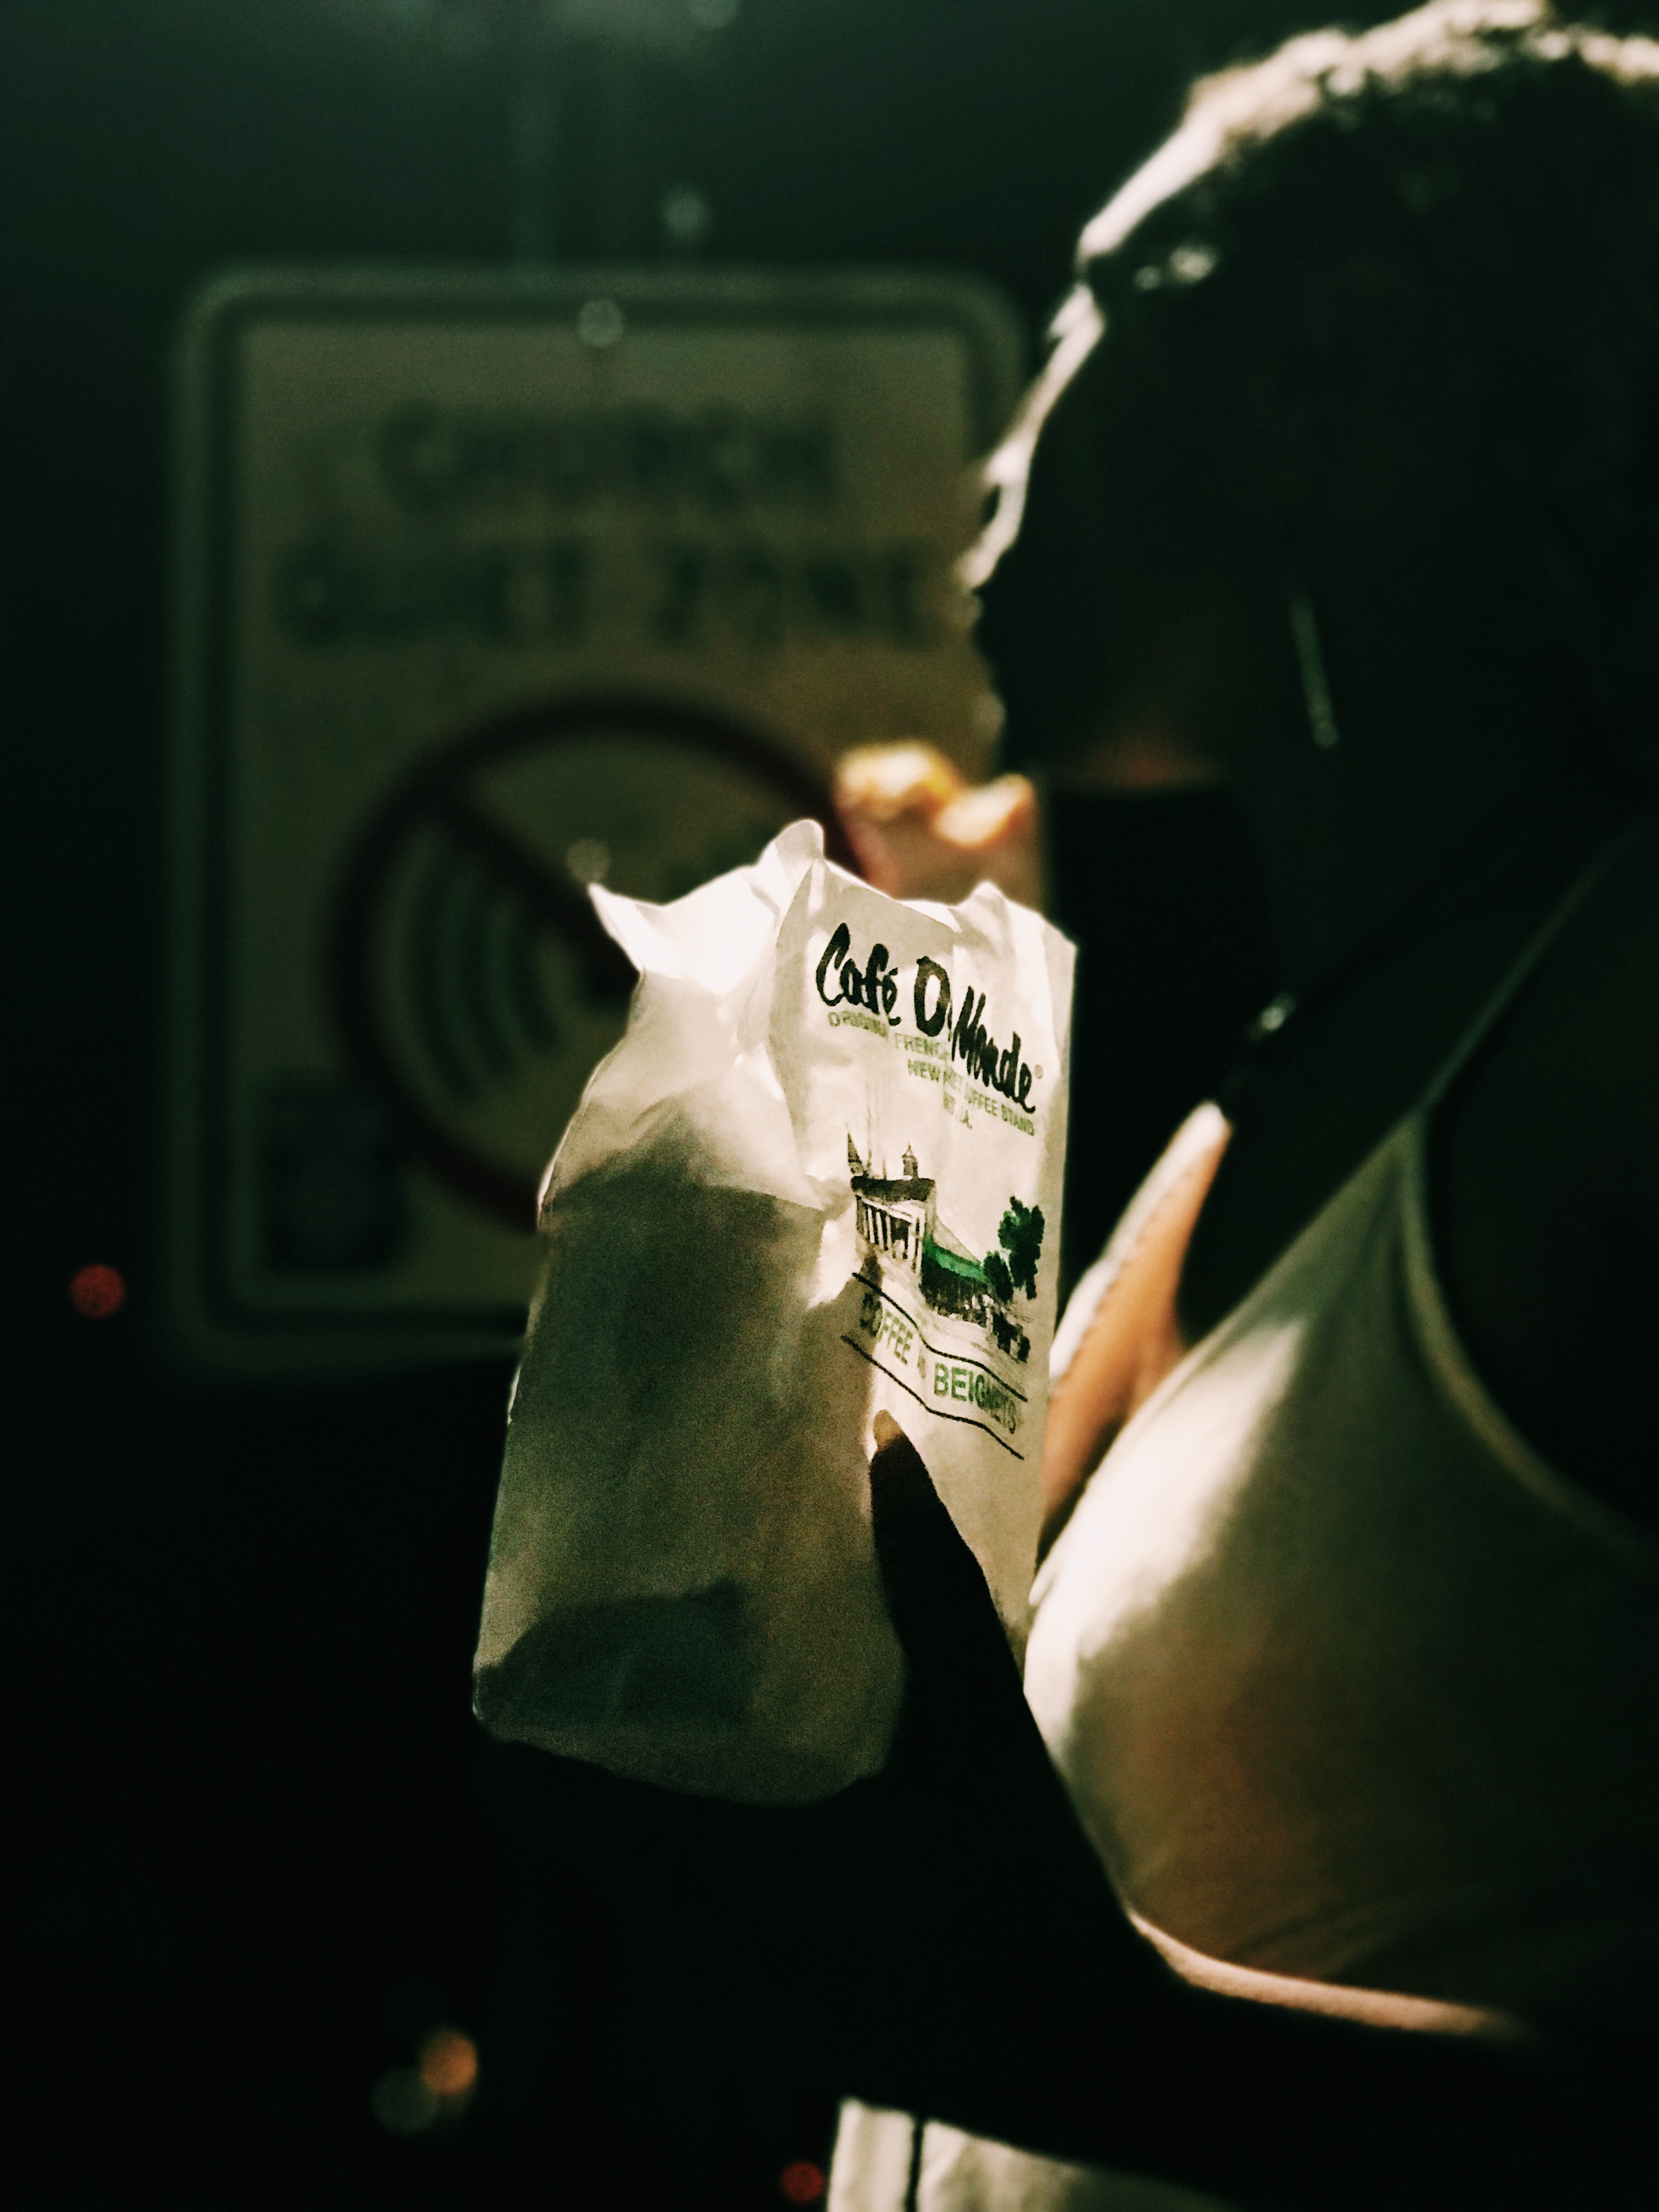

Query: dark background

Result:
[6,1,1550,2201]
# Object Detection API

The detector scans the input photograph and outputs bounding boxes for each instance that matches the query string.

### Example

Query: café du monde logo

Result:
[814,920,1044,1112]
[814,916,1047,1444]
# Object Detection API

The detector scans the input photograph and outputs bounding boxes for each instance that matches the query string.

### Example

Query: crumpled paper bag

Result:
[474,820,1074,1803]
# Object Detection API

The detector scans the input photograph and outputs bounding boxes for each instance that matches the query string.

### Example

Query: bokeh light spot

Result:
[565,836,612,885]
[417,2026,479,2103]
[69,1264,126,1319]
[662,183,713,250]
[780,2159,827,2205]
[372,2027,478,2135]
[371,2066,439,2135]
[576,296,625,350]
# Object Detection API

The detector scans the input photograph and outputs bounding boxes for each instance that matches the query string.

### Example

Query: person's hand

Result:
[776,1415,1177,2142]
[833,742,1046,911]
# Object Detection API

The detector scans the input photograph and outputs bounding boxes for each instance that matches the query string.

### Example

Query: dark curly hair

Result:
[977,2,1659,783]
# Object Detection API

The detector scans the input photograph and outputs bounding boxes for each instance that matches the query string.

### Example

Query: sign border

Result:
[165,264,1026,1375]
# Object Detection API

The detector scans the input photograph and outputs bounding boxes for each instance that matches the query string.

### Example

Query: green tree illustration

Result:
[984,1195,1044,1302]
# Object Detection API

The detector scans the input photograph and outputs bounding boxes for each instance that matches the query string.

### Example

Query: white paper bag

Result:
[473,820,1074,1803]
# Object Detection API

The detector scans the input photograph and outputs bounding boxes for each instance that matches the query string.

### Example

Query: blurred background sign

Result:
[166,265,1021,1374]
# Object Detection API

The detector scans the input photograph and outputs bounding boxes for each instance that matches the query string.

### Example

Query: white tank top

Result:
[1029,838,1659,2029]
[831,834,1659,2211]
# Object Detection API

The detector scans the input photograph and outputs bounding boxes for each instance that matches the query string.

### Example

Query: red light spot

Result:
[780,2161,826,2205]
[69,1264,126,1320]
[417,2027,478,2101]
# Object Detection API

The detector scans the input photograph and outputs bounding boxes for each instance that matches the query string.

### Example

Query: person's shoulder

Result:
[1531,826,1659,1205]
[1577,820,1659,984]
[1432,821,1659,1170]
[1435,822,1659,1518]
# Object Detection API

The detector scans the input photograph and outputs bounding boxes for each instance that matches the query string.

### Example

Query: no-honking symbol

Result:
[328,694,849,1232]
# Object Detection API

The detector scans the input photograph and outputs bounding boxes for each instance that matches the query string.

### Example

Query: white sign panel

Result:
[165,266,1022,1374]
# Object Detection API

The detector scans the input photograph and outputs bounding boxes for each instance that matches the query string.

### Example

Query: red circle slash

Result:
[328,692,851,1235]
[69,1264,126,1319]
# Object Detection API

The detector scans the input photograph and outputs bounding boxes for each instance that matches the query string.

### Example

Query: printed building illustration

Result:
[848,1137,1030,1362]
[848,1137,933,1271]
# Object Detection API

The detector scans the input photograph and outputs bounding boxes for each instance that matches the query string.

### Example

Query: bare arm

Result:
[817,1427,1655,2209]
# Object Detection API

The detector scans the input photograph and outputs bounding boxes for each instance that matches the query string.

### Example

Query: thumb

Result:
[867,1418,1159,1989]
[868,1415,1039,1769]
